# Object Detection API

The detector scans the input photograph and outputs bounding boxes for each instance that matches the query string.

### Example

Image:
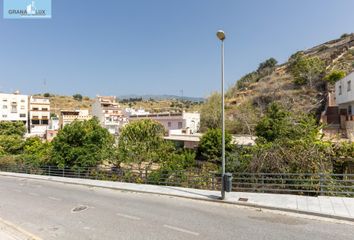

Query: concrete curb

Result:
[0,216,42,240]
[1,171,353,223]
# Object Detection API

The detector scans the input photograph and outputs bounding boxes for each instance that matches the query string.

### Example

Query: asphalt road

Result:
[0,175,353,240]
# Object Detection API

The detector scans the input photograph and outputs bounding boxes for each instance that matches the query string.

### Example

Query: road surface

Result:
[0,175,353,240]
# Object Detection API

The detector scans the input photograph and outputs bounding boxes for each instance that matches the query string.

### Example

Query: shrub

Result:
[73,94,83,101]
[118,119,172,168]
[0,121,26,137]
[288,54,325,87]
[255,103,320,142]
[197,128,232,163]
[324,70,346,84]
[43,93,51,97]
[52,118,115,168]
[258,58,277,72]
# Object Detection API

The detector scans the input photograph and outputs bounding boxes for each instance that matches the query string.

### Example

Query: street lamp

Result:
[217,30,226,200]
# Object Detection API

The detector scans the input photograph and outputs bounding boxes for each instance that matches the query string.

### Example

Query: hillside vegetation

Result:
[35,94,201,116]
[207,33,354,134]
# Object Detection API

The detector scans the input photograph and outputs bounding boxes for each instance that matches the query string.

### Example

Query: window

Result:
[42,108,48,111]
[2,115,7,118]
[339,85,342,95]
[349,105,353,116]
[33,107,39,111]
[42,120,49,125]
[11,106,17,113]
[2,99,7,102]
[348,81,351,92]
[168,122,171,127]
[19,114,26,118]
[178,122,183,129]
[21,99,25,103]
[32,120,40,125]
[21,106,25,110]
[2,105,7,109]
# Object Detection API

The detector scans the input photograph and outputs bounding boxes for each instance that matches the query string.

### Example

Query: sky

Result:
[0,0,353,98]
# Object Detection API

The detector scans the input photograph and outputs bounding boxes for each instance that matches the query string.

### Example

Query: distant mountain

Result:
[118,94,204,102]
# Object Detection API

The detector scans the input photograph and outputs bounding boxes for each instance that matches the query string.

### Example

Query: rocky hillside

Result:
[224,33,354,134]
[48,95,93,116]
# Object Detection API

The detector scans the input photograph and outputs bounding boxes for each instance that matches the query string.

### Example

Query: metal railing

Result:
[0,165,353,197]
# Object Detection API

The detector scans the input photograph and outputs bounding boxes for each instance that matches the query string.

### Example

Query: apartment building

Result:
[129,111,200,133]
[92,96,127,135]
[0,91,28,130]
[28,96,50,136]
[335,71,354,141]
[59,109,92,128]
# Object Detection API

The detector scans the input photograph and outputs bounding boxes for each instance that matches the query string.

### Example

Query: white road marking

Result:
[116,213,141,220]
[48,196,61,201]
[163,224,200,236]
[29,192,39,196]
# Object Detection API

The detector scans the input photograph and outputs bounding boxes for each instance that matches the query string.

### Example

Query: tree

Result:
[73,94,83,101]
[289,54,325,87]
[197,128,232,163]
[324,70,346,84]
[255,103,290,142]
[118,119,173,168]
[43,93,51,97]
[0,135,24,155]
[200,92,221,131]
[52,118,115,168]
[255,103,320,142]
[21,137,52,167]
[0,121,26,137]
[258,58,278,72]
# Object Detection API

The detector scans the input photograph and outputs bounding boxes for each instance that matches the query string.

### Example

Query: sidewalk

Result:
[1,171,353,222]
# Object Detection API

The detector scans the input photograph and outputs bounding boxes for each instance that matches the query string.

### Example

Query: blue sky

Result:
[0,0,353,98]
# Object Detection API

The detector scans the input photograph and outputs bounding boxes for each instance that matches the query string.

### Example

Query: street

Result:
[0,175,353,240]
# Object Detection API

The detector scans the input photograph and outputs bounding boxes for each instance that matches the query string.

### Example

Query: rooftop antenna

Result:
[43,78,47,95]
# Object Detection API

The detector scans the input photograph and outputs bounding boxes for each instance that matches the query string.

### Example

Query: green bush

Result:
[255,103,320,142]
[0,121,26,137]
[52,118,115,168]
[288,53,325,87]
[197,128,232,163]
[0,135,24,155]
[324,70,346,84]
[73,94,83,101]
[118,119,172,168]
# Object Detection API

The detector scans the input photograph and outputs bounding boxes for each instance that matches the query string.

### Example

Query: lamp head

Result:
[216,30,226,41]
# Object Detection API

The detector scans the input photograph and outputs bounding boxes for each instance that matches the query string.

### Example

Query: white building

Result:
[28,96,50,137]
[129,112,200,133]
[0,91,29,130]
[92,96,127,135]
[124,108,150,116]
[335,71,354,140]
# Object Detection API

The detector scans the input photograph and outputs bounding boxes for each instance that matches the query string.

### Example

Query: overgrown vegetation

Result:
[288,53,325,87]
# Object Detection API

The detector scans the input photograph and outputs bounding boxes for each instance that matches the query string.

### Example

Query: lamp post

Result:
[217,30,226,200]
